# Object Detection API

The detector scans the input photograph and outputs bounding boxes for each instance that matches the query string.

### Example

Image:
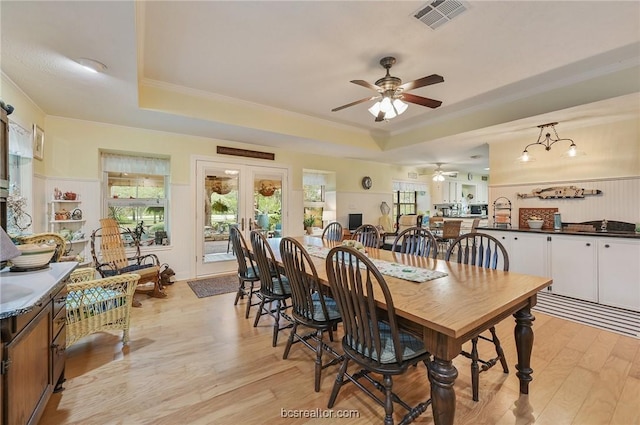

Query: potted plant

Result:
[303,215,316,235]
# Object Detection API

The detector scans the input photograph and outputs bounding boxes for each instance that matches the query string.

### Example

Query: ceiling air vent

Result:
[413,0,469,30]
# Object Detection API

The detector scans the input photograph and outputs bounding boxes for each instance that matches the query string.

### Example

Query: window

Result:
[393,191,417,221]
[102,153,170,245]
[7,122,34,235]
[303,184,324,202]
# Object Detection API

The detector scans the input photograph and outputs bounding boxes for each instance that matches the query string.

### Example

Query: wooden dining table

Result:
[263,235,552,425]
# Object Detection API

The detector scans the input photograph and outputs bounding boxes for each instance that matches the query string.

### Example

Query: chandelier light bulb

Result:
[567,144,577,157]
[521,150,530,162]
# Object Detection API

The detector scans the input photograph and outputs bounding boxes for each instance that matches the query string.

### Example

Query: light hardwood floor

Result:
[41,280,640,425]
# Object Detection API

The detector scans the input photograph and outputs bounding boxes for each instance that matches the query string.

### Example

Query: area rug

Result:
[187,274,238,298]
[533,290,640,339]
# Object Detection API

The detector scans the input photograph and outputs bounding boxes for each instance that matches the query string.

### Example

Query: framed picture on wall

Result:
[33,124,44,160]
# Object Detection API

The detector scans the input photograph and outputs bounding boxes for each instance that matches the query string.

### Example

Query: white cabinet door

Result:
[476,181,488,204]
[598,238,640,311]
[549,235,598,301]
[449,181,461,203]
[509,232,550,278]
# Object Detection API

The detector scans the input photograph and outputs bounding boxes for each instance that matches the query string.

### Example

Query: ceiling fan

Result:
[430,163,458,181]
[331,56,444,122]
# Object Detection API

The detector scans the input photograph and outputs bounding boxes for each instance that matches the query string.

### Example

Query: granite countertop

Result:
[0,262,77,319]
[476,226,640,239]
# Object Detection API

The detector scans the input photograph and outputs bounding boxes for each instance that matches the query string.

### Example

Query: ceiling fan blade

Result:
[351,80,382,92]
[374,110,386,122]
[398,74,444,92]
[401,93,442,109]
[331,96,379,112]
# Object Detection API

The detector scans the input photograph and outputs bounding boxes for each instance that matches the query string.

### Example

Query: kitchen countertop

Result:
[476,226,640,239]
[0,262,77,319]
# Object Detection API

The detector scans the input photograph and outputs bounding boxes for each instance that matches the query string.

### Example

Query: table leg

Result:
[428,357,458,425]
[514,306,535,394]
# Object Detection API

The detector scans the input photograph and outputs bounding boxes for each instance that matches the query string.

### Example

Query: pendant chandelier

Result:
[519,122,582,162]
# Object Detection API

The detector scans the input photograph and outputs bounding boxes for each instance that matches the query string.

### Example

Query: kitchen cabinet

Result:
[481,230,549,277]
[431,180,462,205]
[549,235,598,301]
[1,285,67,425]
[475,181,488,204]
[598,238,640,311]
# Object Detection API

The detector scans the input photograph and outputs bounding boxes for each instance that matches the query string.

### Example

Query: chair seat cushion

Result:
[66,287,127,322]
[347,321,427,364]
[308,292,341,321]
[102,263,155,277]
[270,275,291,296]
[243,265,275,280]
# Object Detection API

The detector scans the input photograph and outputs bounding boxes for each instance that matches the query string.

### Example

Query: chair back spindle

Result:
[391,226,438,258]
[351,224,381,249]
[322,222,343,242]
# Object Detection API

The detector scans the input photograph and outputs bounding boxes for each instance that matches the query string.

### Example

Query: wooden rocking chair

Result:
[91,218,166,306]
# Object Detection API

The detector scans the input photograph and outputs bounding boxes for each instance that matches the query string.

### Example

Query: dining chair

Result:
[325,246,432,425]
[229,226,262,319]
[351,224,381,248]
[436,220,462,253]
[321,221,343,242]
[279,237,343,392]
[445,232,510,402]
[470,218,481,233]
[391,226,438,259]
[250,230,293,347]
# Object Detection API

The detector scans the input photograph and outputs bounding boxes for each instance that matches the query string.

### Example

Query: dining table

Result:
[262,235,552,425]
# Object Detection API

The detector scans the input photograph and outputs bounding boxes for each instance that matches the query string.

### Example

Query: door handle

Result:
[249,218,253,231]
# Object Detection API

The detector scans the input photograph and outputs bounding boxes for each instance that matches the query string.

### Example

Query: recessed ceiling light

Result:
[470,154,482,159]
[484,167,490,171]
[76,58,107,73]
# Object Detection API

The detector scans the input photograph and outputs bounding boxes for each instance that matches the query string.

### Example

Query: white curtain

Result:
[8,122,33,158]
[303,172,327,186]
[393,180,428,192]
[102,153,170,175]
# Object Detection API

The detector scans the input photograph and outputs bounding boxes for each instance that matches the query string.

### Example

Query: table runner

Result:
[305,245,447,283]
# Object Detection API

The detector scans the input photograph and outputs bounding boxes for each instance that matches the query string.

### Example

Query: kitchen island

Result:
[0,262,77,425]
[477,227,639,311]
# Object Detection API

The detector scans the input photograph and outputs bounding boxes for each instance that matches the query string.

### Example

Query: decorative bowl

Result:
[10,244,56,269]
[527,219,544,229]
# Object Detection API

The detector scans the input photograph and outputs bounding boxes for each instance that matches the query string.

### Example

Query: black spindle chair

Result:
[229,226,261,318]
[351,224,381,248]
[325,246,432,425]
[321,222,343,242]
[391,226,438,259]
[279,237,343,391]
[250,230,293,347]
[445,232,510,402]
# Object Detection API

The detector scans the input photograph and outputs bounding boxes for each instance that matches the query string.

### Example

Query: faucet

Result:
[601,219,608,232]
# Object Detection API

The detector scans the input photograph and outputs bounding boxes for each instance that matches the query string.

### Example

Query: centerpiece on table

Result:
[341,240,366,253]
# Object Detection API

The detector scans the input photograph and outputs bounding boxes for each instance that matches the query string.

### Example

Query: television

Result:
[348,213,363,231]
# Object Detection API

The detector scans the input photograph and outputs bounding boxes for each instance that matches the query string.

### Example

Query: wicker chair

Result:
[351,224,381,248]
[321,222,343,242]
[279,237,342,392]
[445,232,510,401]
[391,226,438,259]
[325,246,432,424]
[91,218,165,303]
[15,232,67,262]
[66,269,139,346]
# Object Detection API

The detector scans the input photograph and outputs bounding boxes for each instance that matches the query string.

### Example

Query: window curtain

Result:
[303,172,327,186]
[392,181,428,192]
[102,153,170,175]
[8,122,33,158]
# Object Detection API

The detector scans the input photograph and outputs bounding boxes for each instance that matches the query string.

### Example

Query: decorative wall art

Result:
[33,124,44,160]
[517,186,602,199]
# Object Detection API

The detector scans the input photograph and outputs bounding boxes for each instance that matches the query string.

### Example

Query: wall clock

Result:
[467,173,474,181]
[361,176,373,190]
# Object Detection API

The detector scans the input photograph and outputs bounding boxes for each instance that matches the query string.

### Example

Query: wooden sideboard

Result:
[1,264,74,425]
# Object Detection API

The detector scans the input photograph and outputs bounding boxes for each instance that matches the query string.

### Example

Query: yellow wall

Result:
[43,116,427,190]
[489,117,640,185]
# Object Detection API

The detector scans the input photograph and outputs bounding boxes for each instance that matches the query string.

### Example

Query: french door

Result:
[195,159,288,277]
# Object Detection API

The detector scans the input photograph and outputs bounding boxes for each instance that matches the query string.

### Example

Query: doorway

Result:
[195,159,287,277]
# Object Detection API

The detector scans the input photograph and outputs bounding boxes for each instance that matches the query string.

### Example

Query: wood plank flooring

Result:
[40,280,640,425]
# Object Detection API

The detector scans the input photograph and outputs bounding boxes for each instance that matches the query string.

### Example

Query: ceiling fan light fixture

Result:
[368,102,381,117]
[393,99,408,115]
[432,173,445,182]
